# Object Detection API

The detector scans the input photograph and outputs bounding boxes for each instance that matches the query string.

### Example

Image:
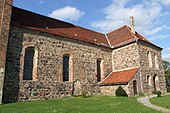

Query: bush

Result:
[81,90,88,98]
[167,87,170,92]
[115,86,128,97]
[152,90,162,97]
[157,91,162,97]
[138,92,145,97]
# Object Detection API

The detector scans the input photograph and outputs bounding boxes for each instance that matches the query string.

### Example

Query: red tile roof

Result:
[11,6,161,49]
[11,7,109,47]
[106,25,161,49]
[100,68,139,85]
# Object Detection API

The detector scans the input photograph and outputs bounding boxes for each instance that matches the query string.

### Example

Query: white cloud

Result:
[148,34,170,41]
[145,25,170,36]
[48,6,85,22]
[163,54,170,62]
[39,1,44,4]
[91,0,167,35]
[161,0,170,6]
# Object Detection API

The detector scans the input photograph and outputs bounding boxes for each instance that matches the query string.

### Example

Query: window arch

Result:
[153,75,160,91]
[97,59,101,82]
[133,80,137,95]
[146,75,151,86]
[62,54,73,82]
[96,59,104,82]
[23,47,38,80]
[147,51,152,67]
[154,54,159,69]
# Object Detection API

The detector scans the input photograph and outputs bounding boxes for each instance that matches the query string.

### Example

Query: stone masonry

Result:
[138,41,167,94]
[0,0,13,104]
[0,2,167,103]
[3,26,112,102]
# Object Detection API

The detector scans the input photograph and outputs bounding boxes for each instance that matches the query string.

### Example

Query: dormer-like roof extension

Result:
[106,25,162,49]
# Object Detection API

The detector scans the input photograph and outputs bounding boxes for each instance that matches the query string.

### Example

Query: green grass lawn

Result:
[0,95,161,113]
[150,94,170,109]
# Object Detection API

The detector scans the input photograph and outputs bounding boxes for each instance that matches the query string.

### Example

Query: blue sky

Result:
[14,0,170,61]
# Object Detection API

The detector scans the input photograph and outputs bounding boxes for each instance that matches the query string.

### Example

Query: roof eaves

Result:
[100,82,128,86]
[137,39,163,50]
[126,25,163,50]
[111,38,137,49]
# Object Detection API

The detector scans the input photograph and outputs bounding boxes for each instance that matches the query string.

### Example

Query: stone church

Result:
[0,0,167,103]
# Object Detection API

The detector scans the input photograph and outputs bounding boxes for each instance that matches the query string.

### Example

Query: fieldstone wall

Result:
[0,0,13,104]
[100,68,141,96]
[3,26,112,102]
[112,43,140,71]
[138,41,167,95]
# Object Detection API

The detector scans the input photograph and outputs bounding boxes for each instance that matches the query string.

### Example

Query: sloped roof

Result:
[106,25,161,49]
[11,6,109,47]
[11,6,161,49]
[100,68,139,85]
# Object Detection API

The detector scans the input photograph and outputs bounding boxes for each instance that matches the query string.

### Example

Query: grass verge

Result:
[150,94,170,109]
[0,95,161,113]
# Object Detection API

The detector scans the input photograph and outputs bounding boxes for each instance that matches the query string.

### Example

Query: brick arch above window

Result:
[154,54,159,69]
[147,51,152,68]
[96,58,104,82]
[62,53,74,82]
[21,46,38,81]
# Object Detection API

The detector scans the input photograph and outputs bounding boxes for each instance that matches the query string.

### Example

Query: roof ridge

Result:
[105,34,112,47]
[13,6,105,36]
[12,6,75,27]
[124,25,139,40]
[106,25,128,34]
[75,25,104,35]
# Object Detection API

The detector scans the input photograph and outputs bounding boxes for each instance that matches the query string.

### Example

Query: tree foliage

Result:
[163,60,170,91]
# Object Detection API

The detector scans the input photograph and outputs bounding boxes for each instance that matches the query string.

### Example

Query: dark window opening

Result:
[23,47,35,80]
[97,59,101,82]
[153,75,157,91]
[133,80,137,95]
[63,55,70,81]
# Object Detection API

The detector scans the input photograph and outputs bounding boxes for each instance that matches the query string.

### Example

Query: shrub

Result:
[138,92,145,97]
[81,91,88,98]
[156,91,162,97]
[115,86,128,97]
[152,90,162,97]
[167,87,170,92]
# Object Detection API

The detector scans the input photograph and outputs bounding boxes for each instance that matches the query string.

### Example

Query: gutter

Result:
[110,38,138,49]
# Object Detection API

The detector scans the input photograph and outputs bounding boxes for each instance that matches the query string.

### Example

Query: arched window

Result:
[153,75,160,91]
[147,51,152,67]
[63,55,70,81]
[154,55,159,69]
[133,80,137,95]
[62,54,73,82]
[96,59,101,82]
[23,47,35,80]
[146,75,151,86]
[96,59,104,82]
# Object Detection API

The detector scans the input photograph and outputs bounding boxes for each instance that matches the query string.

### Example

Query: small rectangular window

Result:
[63,55,70,81]
[97,59,101,82]
[23,47,35,80]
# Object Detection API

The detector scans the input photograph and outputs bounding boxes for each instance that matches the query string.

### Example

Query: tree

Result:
[163,60,170,92]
